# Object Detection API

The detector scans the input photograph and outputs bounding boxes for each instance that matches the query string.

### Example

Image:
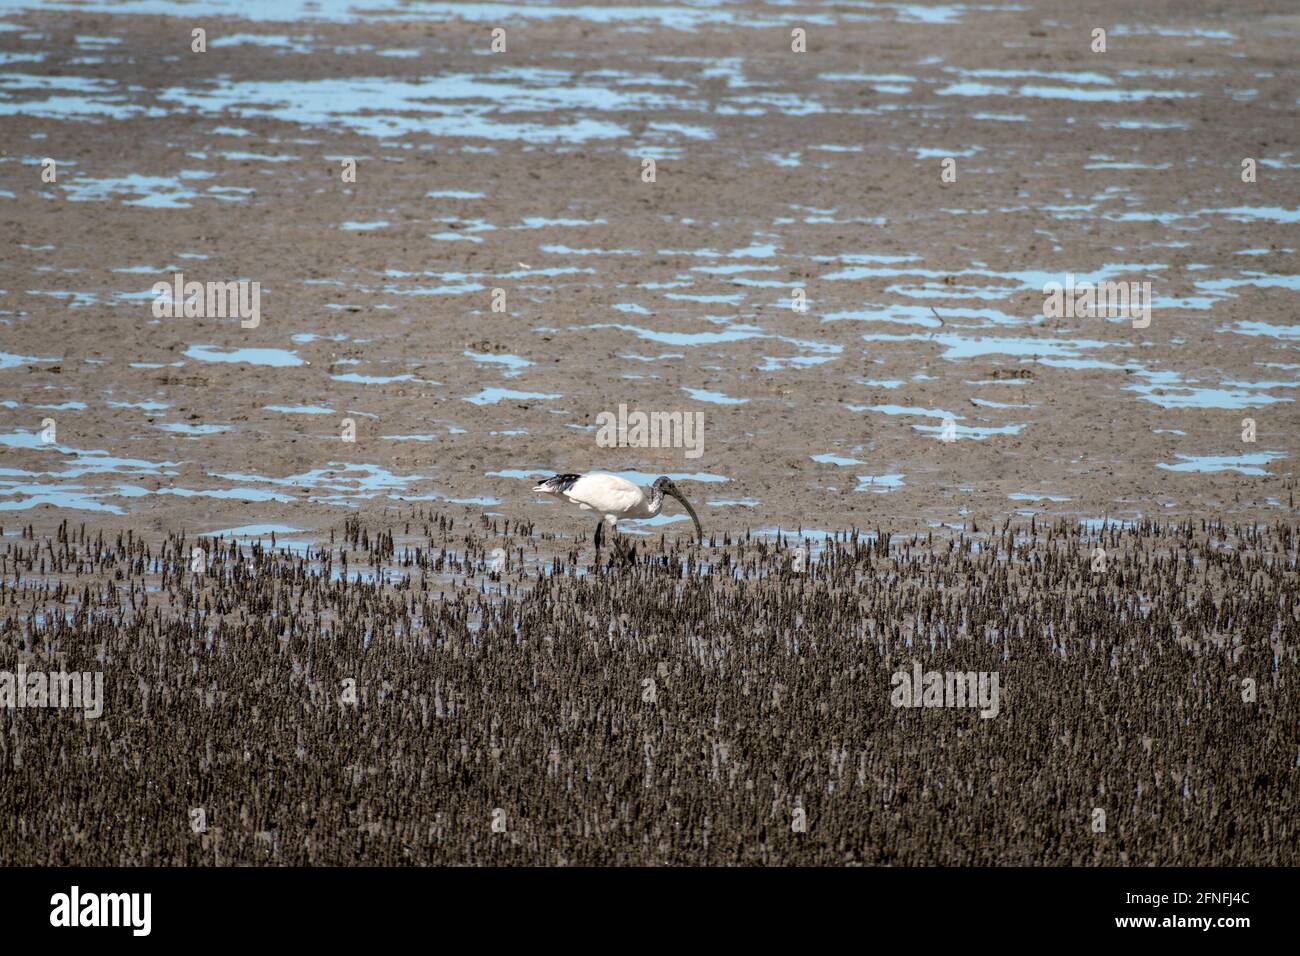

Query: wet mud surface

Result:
[0,1,1297,867]
[0,0,1297,540]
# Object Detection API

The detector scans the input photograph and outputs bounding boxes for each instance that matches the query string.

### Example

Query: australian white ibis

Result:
[533,473,704,546]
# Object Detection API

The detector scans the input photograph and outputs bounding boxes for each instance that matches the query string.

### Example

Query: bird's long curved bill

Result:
[669,488,704,544]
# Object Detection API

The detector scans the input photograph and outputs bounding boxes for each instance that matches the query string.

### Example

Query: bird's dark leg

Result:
[594,519,604,550]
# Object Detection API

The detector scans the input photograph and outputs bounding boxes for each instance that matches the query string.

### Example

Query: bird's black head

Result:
[653,476,703,545]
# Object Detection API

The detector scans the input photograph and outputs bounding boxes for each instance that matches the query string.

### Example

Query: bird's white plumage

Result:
[550,473,655,523]
[533,471,704,545]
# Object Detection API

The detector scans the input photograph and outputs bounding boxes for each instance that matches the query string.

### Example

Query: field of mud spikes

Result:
[1,516,1296,865]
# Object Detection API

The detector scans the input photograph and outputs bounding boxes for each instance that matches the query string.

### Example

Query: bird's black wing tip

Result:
[534,473,583,493]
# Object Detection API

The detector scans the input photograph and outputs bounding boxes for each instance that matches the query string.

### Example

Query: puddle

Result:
[515,217,606,229]
[936,79,1198,102]
[617,513,698,535]
[682,387,747,405]
[205,523,304,537]
[154,423,231,436]
[462,388,560,405]
[1156,453,1285,475]
[0,72,167,121]
[185,345,304,367]
[0,351,58,370]
[817,72,915,94]
[464,350,532,373]
[751,528,847,557]
[862,331,1121,363]
[19,0,847,30]
[857,403,958,419]
[621,352,683,363]
[58,173,214,208]
[757,355,837,371]
[825,304,1022,328]
[150,66,794,145]
[1,430,180,476]
[0,486,128,514]
[207,462,460,505]
[914,422,1024,440]
[104,400,167,411]
[542,244,638,256]
[951,68,1116,85]
[1221,321,1300,340]
[0,430,185,513]
[330,372,432,385]
[264,404,333,414]
[1125,369,1293,409]
[854,474,905,493]
[691,264,779,277]
[431,218,495,242]
[665,292,746,305]
[1079,518,1139,532]
[582,322,841,362]
[857,399,1021,429]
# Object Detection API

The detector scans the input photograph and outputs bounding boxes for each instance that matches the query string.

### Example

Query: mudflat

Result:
[1,0,1298,871]
[0,0,1296,541]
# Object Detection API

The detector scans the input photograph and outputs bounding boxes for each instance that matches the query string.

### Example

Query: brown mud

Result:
[0,1,1297,540]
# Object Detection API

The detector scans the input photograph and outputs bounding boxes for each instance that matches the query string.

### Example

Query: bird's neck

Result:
[648,486,665,515]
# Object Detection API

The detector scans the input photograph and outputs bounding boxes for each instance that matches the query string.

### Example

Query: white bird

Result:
[533,472,704,546]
